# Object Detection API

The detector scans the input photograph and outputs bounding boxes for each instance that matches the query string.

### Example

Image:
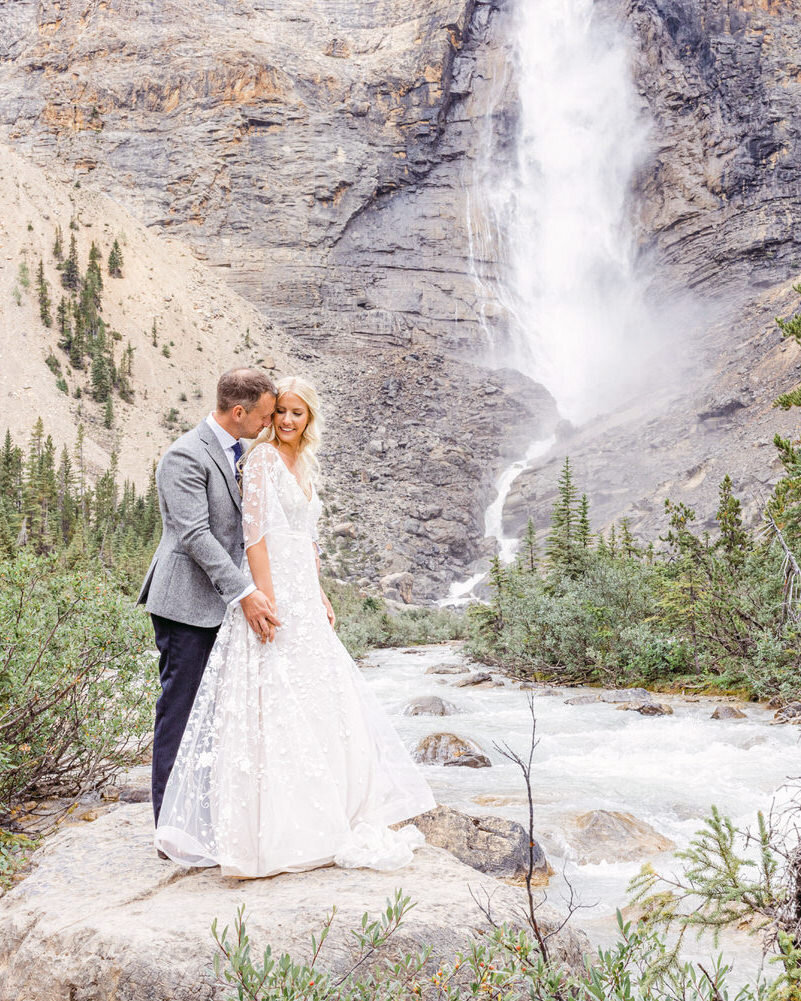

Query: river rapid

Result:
[363,642,800,984]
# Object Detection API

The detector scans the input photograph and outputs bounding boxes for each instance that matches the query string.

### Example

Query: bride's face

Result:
[273,392,309,448]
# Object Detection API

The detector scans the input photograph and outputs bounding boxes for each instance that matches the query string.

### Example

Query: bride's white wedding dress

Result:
[154,443,435,877]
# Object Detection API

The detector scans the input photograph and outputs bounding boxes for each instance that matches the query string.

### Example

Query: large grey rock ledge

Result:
[0,804,587,1001]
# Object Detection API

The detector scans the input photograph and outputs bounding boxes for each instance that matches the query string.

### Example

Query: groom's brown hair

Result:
[217,368,277,412]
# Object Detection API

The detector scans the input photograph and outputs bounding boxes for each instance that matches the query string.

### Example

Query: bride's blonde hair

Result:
[246,375,322,488]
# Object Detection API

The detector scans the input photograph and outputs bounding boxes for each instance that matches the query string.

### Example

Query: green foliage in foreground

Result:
[467,460,800,701]
[325,578,465,660]
[211,886,799,1000]
[0,553,158,824]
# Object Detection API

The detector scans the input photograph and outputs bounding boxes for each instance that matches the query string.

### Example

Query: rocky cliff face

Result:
[0,0,557,600]
[625,0,801,293]
[2,0,799,594]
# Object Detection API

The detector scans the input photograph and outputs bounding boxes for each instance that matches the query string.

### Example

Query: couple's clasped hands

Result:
[241,590,281,643]
[241,588,336,643]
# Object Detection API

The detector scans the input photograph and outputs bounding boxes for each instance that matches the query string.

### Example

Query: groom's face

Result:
[238,393,276,439]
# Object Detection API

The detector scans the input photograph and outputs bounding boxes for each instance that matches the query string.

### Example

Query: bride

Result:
[154,376,435,877]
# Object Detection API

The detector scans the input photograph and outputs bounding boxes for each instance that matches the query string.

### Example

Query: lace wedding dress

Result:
[154,443,435,877]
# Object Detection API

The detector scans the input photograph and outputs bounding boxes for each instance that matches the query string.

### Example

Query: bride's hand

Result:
[321,590,336,628]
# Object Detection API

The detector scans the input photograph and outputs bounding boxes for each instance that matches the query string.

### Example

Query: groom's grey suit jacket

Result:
[137,420,249,628]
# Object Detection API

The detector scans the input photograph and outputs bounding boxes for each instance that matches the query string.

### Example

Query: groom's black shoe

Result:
[157,849,169,860]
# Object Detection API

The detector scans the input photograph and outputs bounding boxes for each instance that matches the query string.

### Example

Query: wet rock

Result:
[0,804,589,997]
[425,664,469,675]
[773,702,801,724]
[402,696,459,717]
[564,695,599,706]
[409,805,550,884]
[566,811,675,865]
[599,689,651,704]
[453,672,493,687]
[617,702,674,716]
[711,706,747,720]
[413,733,491,768]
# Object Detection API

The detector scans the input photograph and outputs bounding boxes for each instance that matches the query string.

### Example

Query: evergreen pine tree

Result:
[52,224,64,262]
[0,500,16,558]
[56,445,76,545]
[545,457,581,577]
[107,238,123,277]
[103,396,114,429]
[578,493,591,549]
[716,475,749,568]
[70,300,86,369]
[91,328,112,402]
[62,232,79,291]
[36,258,52,328]
[620,518,640,559]
[518,518,538,574]
[151,318,158,347]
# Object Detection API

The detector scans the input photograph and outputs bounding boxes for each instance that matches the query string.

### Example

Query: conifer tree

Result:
[578,494,591,548]
[104,396,114,429]
[36,258,52,328]
[620,518,640,559]
[716,475,749,568]
[546,458,581,577]
[107,238,123,277]
[518,518,538,574]
[0,429,23,514]
[52,224,64,262]
[62,232,79,291]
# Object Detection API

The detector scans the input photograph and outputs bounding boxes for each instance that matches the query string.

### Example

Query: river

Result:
[363,642,800,985]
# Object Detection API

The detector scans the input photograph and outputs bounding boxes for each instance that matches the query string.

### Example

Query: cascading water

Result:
[453,0,661,580]
[489,0,655,425]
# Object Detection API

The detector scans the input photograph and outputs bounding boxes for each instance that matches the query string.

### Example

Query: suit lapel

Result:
[197,421,242,511]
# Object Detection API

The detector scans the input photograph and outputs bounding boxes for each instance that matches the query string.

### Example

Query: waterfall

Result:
[482,0,653,425]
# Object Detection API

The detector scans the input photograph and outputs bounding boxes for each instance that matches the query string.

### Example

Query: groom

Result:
[138,367,280,826]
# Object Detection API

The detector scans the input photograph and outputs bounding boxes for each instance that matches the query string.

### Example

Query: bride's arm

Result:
[246,539,277,615]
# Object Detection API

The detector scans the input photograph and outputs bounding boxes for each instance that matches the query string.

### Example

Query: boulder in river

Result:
[564,695,599,706]
[453,671,493,688]
[402,696,459,717]
[773,701,801,724]
[616,702,674,716]
[600,688,651,704]
[425,664,469,675]
[0,804,588,999]
[409,805,550,885]
[711,705,747,720]
[566,810,675,865]
[413,733,491,768]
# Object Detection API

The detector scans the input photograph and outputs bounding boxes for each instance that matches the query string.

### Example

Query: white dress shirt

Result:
[206,413,256,606]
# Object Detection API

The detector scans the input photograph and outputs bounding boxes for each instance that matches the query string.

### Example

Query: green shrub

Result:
[324,579,464,659]
[0,554,158,819]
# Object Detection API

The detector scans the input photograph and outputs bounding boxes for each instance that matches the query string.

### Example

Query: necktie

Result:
[232,440,244,485]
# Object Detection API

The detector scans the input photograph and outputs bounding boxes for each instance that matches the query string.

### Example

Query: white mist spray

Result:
[488,0,654,424]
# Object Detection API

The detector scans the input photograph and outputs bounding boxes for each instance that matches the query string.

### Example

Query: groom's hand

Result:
[241,590,281,643]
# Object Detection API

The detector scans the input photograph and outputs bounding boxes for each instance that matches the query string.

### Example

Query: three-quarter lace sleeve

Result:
[241,444,280,550]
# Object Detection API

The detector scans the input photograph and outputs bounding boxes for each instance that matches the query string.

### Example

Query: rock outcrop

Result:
[413,732,492,767]
[565,810,675,865]
[411,804,551,884]
[0,803,588,1001]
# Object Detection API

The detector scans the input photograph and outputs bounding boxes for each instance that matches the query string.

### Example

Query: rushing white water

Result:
[483,436,555,563]
[477,0,657,424]
[365,645,800,985]
[442,436,556,605]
